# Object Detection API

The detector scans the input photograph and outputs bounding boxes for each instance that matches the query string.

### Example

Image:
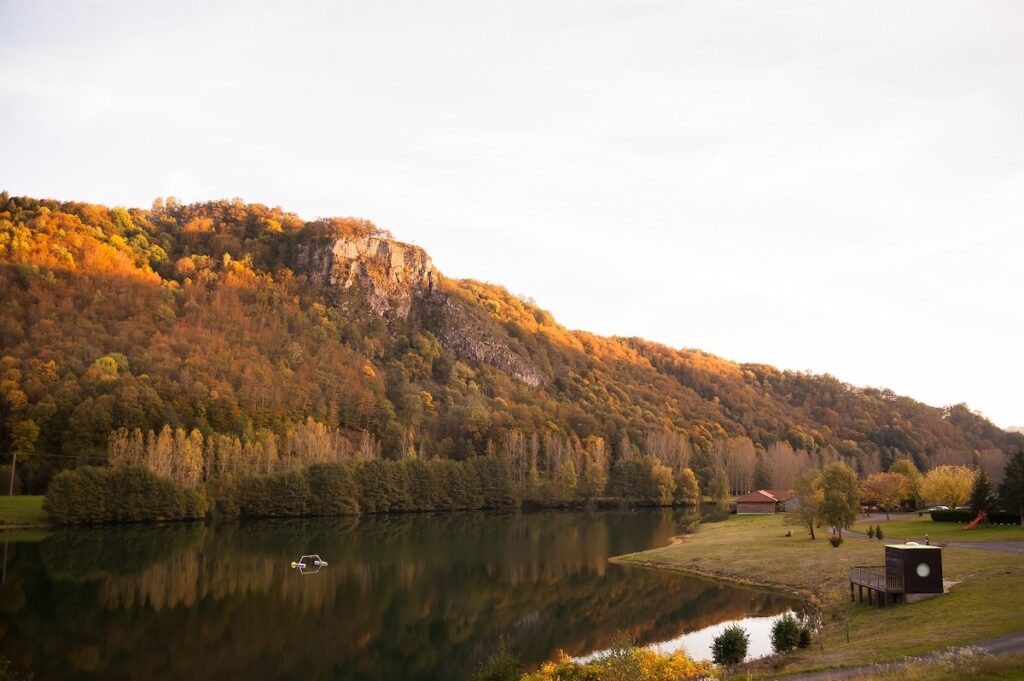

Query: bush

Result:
[930,509,975,522]
[521,636,715,681]
[711,624,749,666]
[472,640,522,681]
[798,628,812,649]
[875,525,883,541]
[988,511,1022,525]
[931,509,1021,524]
[44,466,206,524]
[829,535,843,547]
[771,613,802,654]
[866,525,875,539]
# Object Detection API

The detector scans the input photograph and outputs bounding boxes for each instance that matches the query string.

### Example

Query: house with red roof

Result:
[734,488,795,514]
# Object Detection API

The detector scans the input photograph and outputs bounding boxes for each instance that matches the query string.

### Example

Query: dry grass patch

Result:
[614,515,1024,677]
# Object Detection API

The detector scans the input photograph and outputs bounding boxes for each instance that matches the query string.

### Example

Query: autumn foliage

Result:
[0,192,1020,505]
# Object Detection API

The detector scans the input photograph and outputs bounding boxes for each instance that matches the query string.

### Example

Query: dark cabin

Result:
[850,543,943,607]
[885,544,943,594]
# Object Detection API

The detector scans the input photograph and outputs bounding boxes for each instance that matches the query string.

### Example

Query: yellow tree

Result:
[889,459,922,506]
[862,471,910,520]
[921,464,976,508]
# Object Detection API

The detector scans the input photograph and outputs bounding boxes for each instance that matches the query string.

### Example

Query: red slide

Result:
[964,511,985,530]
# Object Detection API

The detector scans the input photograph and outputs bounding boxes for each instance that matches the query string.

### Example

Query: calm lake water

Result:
[0,509,796,680]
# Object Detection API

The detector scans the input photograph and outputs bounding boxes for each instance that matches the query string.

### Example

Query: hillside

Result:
[0,192,1019,495]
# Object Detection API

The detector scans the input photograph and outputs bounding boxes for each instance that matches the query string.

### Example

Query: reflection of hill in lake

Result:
[0,510,795,681]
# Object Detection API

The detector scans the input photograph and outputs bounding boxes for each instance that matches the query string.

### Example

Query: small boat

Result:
[291,554,328,572]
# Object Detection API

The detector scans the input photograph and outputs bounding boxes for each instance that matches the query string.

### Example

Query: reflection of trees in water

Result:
[81,510,692,611]
[1,510,796,681]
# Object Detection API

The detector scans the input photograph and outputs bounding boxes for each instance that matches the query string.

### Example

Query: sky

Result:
[2,1,1022,427]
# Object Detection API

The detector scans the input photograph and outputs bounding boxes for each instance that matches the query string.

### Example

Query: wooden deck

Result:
[850,566,904,607]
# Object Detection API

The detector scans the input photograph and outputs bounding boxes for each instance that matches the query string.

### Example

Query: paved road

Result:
[770,630,1024,680]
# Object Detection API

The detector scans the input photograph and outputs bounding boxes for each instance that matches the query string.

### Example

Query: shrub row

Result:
[930,509,1021,524]
[45,455,696,524]
[224,458,517,518]
[44,466,207,524]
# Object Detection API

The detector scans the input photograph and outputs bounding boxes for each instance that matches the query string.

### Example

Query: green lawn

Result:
[614,514,1024,678]
[0,495,49,526]
[856,514,1024,543]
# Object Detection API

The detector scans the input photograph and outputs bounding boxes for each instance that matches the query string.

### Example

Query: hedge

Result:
[44,466,207,524]
[930,509,1021,524]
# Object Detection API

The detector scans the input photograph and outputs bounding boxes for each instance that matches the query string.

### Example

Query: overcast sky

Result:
[2,1,1022,427]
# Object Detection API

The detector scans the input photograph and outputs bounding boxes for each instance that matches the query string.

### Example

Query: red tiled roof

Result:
[734,490,779,503]
[734,489,795,503]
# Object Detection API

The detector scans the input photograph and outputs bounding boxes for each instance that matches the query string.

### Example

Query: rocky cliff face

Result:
[434,296,544,387]
[300,233,436,319]
[298,230,544,387]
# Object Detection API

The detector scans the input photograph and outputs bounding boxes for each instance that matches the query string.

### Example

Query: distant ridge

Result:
[0,192,1020,493]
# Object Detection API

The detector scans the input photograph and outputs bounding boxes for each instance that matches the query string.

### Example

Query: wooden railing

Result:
[850,566,904,592]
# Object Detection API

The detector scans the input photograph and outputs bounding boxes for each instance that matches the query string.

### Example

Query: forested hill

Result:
[0,193,1018,493]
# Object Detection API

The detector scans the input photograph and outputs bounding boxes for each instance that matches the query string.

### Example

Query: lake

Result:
[0,509,797,680]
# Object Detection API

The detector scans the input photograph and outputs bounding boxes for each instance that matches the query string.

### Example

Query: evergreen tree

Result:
[708,466,731,511]
[753,453,772,490]
[771,614,802,654]
[711,625,749,666]
[998,448,1024,526]
[969,467,994,516]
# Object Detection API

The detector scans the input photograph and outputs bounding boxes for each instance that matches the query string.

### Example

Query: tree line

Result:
[43,422,712,523]
[786,449,1024,540]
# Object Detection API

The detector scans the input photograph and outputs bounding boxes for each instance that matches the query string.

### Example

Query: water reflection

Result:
[0,509,797,680]
[652,611,795,662]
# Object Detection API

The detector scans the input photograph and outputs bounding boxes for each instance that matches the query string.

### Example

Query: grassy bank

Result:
[613,515,1024,677]
[855,514,1024,543]
[827,650,1024,680]
[0,495,48,527]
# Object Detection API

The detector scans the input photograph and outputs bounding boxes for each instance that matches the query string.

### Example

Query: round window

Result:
[916,562,931,578]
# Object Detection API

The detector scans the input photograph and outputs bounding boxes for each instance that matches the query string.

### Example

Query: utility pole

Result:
[8,451,16,496]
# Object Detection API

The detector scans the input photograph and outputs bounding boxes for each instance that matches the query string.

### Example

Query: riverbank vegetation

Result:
[41,450,698,524]
[615,514,1024,676]
[473,635,717,681]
